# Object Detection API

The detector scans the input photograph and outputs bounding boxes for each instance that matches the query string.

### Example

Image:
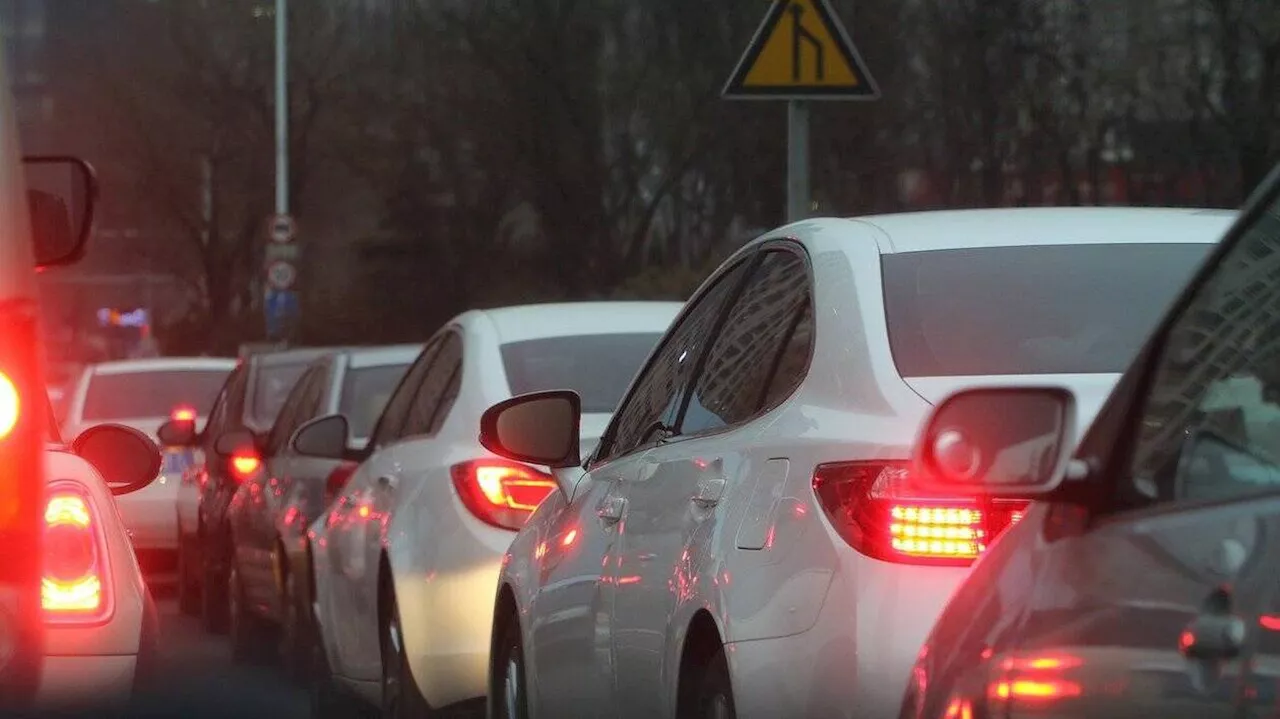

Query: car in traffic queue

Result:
[476,207,1236,719]
[896,173,1280,717]
[60,357,236,578]
[219,344,419,677]
[39,398,166,710]
[156,347,337,632]
[297,302,682,718]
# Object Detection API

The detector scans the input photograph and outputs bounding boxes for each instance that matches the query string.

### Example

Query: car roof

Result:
[467,301,684,344]
[838,207,1238,254]
[89,357,237,375]
[345,344,424,370]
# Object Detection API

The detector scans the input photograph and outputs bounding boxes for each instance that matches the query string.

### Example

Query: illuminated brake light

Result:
[812,461,1028,566]
[42,485,111,622]
[0,372,18,439]
[451,459,558,531]
[230,453,261,479]
[989,679,1082,701]
[171,406,196,422]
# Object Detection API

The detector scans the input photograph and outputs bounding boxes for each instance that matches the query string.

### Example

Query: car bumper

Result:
[38,654,137,710]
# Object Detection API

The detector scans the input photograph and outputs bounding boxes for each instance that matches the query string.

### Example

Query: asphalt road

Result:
[126,592,312,719]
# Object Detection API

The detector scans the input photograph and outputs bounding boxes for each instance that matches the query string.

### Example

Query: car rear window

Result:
[882,243,1213,377]
[339,363,412,439]
[501,333,665,414]
[81,369,231,421]
[250,362,310,427]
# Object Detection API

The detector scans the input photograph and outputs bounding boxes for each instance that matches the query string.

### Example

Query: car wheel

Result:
[177,536,199,616]
[685,647,736,719]
[280,571,310,683]
[229,563,277,664]
[200,547,229,634]
[380,591,431,718]
[492,616,529,719]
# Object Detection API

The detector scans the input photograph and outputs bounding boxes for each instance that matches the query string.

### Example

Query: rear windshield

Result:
[883,243,1213,377]
[501,333,665,413]
[250,362,309,427]
[81,369,231,421]
[339,363,412,439]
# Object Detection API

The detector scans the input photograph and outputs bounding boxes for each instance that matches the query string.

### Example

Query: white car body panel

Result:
[310,302,682,708]
[493,208,1236,719]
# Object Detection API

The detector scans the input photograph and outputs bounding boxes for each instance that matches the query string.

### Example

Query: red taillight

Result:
[229,452,261,481]
[171,406,196,422]
[451,459,558,531]
[812,461,1028,566]
[0,371,18,440]
[42,485,111,622]
[325,461,358,502]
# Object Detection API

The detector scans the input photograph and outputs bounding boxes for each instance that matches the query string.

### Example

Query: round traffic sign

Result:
[269,214,296,244]
[266,260,297,290]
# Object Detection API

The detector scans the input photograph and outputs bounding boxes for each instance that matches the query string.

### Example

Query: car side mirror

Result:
[72,424,162,496]
[213,429,259,458]
[479,390,582,469]
[157,418,199,448]
[291,414,350,461]
[24,156,97,268]
[913,387,1079,497]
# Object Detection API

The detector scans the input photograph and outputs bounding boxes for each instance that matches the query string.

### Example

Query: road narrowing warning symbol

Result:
[722,0,879,100]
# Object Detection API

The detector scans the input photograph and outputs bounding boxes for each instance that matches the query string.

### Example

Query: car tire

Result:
[280,570,310,683]
[491,615,529,719]
[229,562,278,665]
[380,590,432,718]
[200,546,229,634]
[682,646,736,719]
[177,535,199,616]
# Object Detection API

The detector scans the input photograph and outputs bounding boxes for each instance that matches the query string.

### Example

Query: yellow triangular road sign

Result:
[723,0,879,100]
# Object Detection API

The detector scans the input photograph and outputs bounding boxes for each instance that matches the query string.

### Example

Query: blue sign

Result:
[265,289,299,339]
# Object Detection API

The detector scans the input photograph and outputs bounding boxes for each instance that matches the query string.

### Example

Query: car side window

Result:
[599,259,753,462]
[1127,197,1280,505]
[427,346,463,434]
[679,249,813,436]
[402,332,461,438]
[370,339,442,448]
[204,366,243,440]
[267,366,319,455]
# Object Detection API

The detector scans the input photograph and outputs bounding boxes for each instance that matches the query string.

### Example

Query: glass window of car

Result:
[500,333,666,414]
[600,259,753,462]
[204,366,242,437]
[80,368,231,421]
[402,333,462,438]
[370,340,442,448]
[1127,194,1280,505]
[249,361,311,428]
[267,366,324,456]
[339,362,413,440]
[882,242,1215,377]
[680,249,812,435]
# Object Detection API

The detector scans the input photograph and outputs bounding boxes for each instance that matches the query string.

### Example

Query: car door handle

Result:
[377,475,396,490]
[597,495,627,523]
[691,477,727,508]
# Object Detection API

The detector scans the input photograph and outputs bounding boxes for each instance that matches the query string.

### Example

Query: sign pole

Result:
[265,0,298,343]
[786,100,811,223]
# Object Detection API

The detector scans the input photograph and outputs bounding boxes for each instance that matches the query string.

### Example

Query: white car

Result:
[39,406,165,710]
[298,301,682,716]
[62,357,236,577]
[478,208,1235,719]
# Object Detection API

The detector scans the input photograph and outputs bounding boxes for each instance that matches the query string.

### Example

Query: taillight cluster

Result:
[812,461,1028,566]
[42,483,111,623]
[451,459,558,531]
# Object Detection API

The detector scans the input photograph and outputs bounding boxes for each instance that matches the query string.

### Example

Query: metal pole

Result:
[274,0,288,216]
[786,100,811,223]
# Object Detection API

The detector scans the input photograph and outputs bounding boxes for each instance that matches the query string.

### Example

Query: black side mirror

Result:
[72,424,162,496]
[24,156,97,268]
[157,419,199,448]
[479,390,582,469]
[214,429,259,458]
[291,414,350,461]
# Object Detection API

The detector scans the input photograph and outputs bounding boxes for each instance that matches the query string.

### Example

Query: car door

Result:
[526,256,755,718]
[323,339,440,681]
[610,248,813,719]
[995,182,1280,719]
